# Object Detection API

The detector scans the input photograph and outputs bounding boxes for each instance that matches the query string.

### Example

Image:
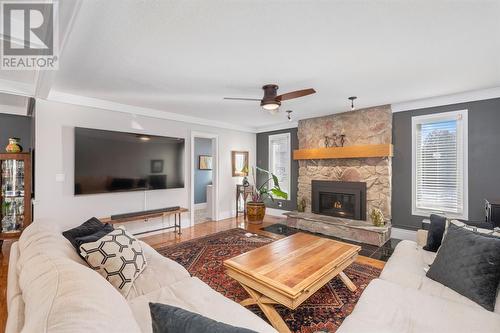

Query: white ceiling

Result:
[2,1,500,131]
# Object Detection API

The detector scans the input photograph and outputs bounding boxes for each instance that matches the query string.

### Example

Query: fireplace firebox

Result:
[312,180,366,220]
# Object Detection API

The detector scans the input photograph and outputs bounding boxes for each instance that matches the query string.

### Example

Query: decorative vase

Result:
[246,201,266,224]
[370,208,385,227]
[6,137,22,153]
[297,198,307,212]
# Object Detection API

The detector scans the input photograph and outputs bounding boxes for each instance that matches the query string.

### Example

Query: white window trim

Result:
[268,132,291,201]
[411,109,468,220]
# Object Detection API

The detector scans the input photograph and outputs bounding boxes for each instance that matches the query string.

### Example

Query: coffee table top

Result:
[224,232,361,298]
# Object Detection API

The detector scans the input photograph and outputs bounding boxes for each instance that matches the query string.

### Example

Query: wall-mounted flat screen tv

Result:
[75,127,185,195]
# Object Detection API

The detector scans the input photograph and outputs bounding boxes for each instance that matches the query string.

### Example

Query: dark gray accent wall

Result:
[392,97,500,230]
[256,127,298,211]
[194,137,213,204]
[0,113,33,151]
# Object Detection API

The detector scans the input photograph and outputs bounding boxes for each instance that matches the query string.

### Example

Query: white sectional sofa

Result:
[6,223,277,333]
[337,230,500,333]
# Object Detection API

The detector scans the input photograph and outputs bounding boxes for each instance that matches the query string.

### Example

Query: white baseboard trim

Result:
[391,227,417,241]
[217,210,234,221]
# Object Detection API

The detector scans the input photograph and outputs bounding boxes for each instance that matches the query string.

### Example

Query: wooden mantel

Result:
[293,144,393,160]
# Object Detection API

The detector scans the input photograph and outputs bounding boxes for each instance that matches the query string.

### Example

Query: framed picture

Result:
[199,155,213,170]
[231,151,249,177]
[150,159,164,173]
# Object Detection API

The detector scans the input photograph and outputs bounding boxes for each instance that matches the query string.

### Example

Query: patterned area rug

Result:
[156,228,381,333]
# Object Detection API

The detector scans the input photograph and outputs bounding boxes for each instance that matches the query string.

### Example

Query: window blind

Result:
[268,133,291,197]
[415,118,464,214]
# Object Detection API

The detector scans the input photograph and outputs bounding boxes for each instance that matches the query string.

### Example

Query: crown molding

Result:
[255,121,299,133]
[392,86,500,113]
[46,91,257,133]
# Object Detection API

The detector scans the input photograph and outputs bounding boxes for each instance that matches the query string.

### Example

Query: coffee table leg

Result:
[339,271,357,292]
[239,284,291,333]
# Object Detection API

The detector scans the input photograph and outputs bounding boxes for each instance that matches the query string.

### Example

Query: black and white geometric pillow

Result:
[79,226,147,297]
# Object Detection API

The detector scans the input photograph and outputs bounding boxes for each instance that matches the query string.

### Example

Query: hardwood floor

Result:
[0,215,384,332]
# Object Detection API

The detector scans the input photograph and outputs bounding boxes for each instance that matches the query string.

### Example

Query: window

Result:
[412,110,468,219]
[268,133,291,199]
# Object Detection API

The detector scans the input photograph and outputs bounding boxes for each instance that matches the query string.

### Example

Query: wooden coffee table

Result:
[224,232,361,333]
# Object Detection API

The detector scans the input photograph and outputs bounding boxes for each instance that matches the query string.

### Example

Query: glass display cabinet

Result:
[0,153,32,242]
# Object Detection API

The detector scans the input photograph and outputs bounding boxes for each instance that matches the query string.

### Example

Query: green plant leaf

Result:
[272,174,280,188]
[270,188,288,200]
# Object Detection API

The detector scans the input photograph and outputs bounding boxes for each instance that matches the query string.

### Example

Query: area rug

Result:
[156,228,381,333]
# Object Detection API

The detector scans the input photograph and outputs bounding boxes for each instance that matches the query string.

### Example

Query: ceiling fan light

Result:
[262,102,280,111]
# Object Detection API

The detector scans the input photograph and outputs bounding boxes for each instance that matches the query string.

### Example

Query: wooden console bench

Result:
[101,207,188,236]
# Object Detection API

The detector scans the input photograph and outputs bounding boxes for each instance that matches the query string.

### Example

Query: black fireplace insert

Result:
[312,180,366,220]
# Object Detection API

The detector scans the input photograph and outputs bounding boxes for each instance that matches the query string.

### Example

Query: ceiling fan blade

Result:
[223,97,261,101]
[276,88,316,101]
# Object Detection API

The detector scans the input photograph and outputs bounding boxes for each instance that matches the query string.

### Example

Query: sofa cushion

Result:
[423,214,447,252]
[126,241,191,300]
[337,279,500,333]
[62,217,114,251]
[128,277,278,333]
[381,238,500,313]
[17,223,142,333]
[426,223,500,311]
[6,243,23,333]
[379,240,436,289]
[80,227,147,297]
[149,303,258,333]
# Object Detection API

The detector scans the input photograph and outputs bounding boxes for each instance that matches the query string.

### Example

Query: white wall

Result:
[34,99,255,233]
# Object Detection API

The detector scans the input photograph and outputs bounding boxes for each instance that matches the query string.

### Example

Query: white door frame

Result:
[190,131,219,226]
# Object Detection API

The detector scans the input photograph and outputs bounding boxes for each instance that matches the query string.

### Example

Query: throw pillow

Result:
[80,227,147,297]
[423,214,447,252]
[62,217,114,250]
[426,223,500,311]
[149,303,258,333]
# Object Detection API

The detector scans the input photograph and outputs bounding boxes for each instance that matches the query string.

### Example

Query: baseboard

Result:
[217,210,234,221]
[391,227,417,241]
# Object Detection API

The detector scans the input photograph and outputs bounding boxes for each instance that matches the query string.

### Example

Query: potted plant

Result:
[247,167,288,224]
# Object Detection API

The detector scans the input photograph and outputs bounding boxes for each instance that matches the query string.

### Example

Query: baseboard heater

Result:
[110,206,181,220]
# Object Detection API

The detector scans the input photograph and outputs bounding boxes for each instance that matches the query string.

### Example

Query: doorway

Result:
[190,132,218,226]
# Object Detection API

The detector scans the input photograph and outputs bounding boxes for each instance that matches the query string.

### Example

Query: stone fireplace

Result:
[284,105,392,246]
[312,180,366,220]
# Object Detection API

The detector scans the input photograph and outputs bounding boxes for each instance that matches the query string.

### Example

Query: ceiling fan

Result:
[224,84,316,114]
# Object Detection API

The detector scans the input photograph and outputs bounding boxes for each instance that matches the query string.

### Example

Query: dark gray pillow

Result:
[426,223,500,311]
[423,214,447,252]
[62,217,114,250]
[149,303,258,333]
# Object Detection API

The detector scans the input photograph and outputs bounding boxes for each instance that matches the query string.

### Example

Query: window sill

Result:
[412,209,468,221]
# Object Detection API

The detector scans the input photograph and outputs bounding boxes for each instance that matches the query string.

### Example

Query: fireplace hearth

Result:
[312,180,366,221]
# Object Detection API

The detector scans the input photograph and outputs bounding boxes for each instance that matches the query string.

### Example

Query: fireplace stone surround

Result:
[284,105,393,246]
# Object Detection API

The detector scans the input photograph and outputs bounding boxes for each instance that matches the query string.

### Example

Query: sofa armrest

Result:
[416,230,428,247]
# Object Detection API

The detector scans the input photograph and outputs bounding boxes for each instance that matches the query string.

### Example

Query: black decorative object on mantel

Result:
[324,132,346,148]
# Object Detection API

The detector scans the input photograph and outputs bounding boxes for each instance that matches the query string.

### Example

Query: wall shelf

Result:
[293,144,393,160]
